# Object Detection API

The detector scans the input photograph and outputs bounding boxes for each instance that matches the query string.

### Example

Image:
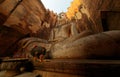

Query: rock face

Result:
[0,0,19,24]
[80,0,120,32]
[0,0,57,57]
[0,25,23,57]
[66,0,120,32]
[13,37,50,58]
[4,0,46,34]
[3,0,57,39]
[0,0,120,76]
[0,0,120,59]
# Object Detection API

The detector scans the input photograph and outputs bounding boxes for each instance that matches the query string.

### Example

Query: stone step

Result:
[34,59,120,76]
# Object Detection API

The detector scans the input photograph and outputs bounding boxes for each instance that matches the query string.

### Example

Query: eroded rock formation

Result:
[0,0,120,77]
[0,25,24,57]
[0,0,120,60]
[66,0,120,32]
[0,0,57,56]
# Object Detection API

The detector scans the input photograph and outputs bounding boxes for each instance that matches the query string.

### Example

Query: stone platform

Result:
[0,59,120,77]
[34,59,120,77]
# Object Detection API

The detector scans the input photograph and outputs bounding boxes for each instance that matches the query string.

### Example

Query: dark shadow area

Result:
[101,11,120,31]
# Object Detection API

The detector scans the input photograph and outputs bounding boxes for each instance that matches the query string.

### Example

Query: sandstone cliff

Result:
[0,0,57,56]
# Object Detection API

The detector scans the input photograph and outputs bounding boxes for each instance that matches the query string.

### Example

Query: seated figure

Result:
[48,13,94,59]
[48,13,120,59]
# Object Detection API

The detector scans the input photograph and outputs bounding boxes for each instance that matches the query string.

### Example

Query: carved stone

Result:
[50,30,120,59]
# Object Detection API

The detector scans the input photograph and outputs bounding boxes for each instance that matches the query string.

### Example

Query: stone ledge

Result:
[33,59,120,76]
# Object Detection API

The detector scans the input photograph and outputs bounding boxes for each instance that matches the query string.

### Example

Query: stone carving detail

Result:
[48,11,95,58]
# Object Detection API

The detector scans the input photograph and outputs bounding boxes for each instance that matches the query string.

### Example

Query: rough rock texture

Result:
[0,0,19,24]
[67,0,120,32]
[75,11,95,33]
[0,0,57,56]
[13,37,50,58]
[4,0,46,34]
[37,9,57,39]
[0,25,23,57]
[80,0,120,32]
[0,0,119,59]
[3,0,57,39]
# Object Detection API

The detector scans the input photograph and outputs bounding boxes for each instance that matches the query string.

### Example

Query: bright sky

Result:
[41,0,73,14]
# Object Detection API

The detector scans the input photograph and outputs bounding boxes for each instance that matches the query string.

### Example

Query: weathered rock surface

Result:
[50,30,120,59]
[0,25,23,57]
[80,0,120,32]
[0,0,119,60]
[0,0,57,56]
[13,37,50,58]
[4,0,46,34]
[0,0,19,24]
[67,0,120,32]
